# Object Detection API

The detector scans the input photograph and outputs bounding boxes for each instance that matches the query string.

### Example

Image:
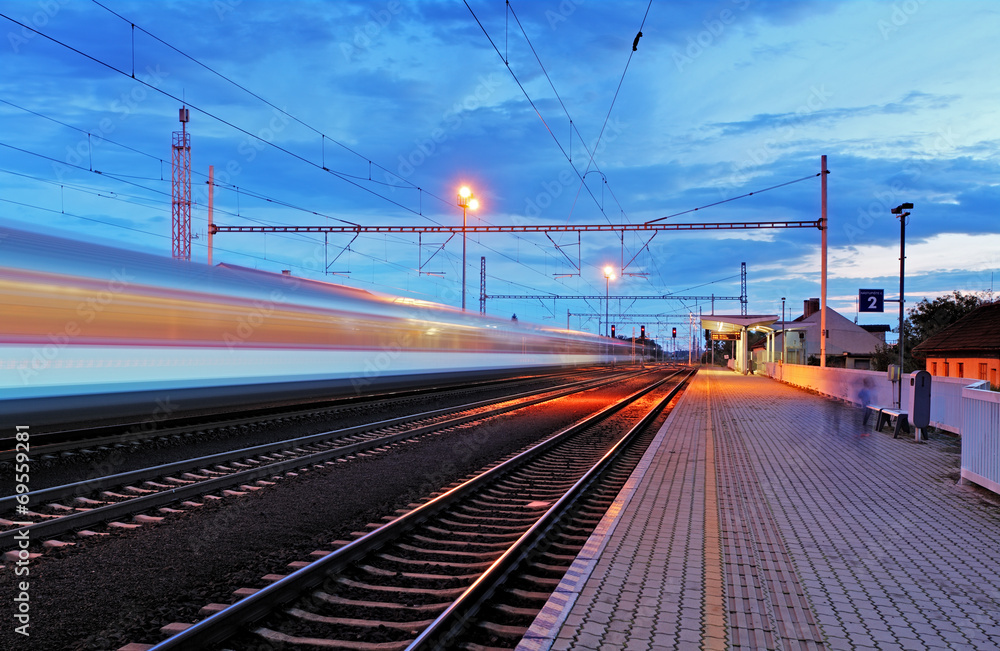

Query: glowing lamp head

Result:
[458,185,475,208]
[468,198,479,211]
[604,265,614,279]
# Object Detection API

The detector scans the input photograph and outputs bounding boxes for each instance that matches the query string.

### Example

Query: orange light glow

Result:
[458,186,472,199]
[604,266,614,279]
[468,198,479,211]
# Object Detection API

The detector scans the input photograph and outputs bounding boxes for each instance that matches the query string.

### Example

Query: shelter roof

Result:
[701,315,778,334]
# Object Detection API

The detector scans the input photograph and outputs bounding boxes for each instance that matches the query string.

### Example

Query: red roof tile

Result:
[911,301,1000,355]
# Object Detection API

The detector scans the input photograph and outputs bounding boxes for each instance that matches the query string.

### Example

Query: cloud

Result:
[707,91,957,139]
[763,232,1000,281]
[3,0,1000,330]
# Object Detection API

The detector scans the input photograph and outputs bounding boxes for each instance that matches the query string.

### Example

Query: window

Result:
[957,363,965,377]
[931,362,938,375]
[993,368,998,388]
[980,363,989,381]
[944,362,950,376]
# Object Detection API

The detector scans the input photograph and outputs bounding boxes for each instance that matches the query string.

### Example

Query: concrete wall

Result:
[760,362,990,434]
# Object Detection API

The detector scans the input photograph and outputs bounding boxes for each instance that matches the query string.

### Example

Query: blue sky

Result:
[2,0,999,341]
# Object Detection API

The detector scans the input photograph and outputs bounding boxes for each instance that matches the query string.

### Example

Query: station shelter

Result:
[701,314,779,374]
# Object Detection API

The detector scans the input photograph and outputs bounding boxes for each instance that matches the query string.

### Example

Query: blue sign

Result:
[859,288,884,313]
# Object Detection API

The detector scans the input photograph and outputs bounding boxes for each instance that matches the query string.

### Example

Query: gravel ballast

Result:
[0,374,656,651]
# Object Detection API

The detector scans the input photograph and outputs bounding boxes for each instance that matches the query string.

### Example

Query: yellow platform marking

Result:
[703,375,727,650]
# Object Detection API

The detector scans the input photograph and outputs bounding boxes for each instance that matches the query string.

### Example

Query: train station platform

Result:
[517,368,1000,651]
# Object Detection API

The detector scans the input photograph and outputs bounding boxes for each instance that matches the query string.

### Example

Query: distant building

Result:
[860,324,892,343]
[911,301,1000,389]
[758,298,887,369]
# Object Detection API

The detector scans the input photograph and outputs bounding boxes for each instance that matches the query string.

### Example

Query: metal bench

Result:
[866,405,910,438]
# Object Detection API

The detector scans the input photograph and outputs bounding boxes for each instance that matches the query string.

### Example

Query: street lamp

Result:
[604,265,615,337]
[891,202,913,408]
[458,186,478,311]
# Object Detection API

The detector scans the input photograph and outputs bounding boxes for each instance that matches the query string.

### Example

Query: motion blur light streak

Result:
[0,227,629,427]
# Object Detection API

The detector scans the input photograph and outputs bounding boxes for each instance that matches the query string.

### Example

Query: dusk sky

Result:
[2,0,999,341]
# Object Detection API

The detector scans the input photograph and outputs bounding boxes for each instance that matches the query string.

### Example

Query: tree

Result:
[908,291,985,342]
[870,341,896,372]
[877,317,924,373]
[872,291,987,372]
[702,339,729,365]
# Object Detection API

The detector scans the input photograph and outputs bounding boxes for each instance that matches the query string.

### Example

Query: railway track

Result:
[0,369,597,462]
[0,368,649,552]
[138,368,691,650]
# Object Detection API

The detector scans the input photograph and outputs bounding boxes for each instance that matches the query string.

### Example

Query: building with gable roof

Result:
[911,301,1000,389]
[754,298,887,369]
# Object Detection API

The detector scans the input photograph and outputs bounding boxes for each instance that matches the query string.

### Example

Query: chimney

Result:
[803,298,820,318]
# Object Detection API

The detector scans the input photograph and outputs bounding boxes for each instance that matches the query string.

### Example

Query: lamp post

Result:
[891,202,913,409]
[781,296,786,364]
[457,186,478,311]
[604,266,615,337]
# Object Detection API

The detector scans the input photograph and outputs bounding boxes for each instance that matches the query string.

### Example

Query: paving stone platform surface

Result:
[517,368,1000,651]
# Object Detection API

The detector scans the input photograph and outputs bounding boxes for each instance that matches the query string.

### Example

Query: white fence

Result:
[961,386,1000,495]
[760,363,989,434]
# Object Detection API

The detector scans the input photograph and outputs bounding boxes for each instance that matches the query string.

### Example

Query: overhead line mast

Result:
[171,107,191,260]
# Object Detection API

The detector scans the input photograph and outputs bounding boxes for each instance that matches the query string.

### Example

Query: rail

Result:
[145,371,684,650]
[0,371,641,549]
[408,369,692,649]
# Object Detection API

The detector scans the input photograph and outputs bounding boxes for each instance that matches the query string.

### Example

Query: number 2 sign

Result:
[859,289,884,313]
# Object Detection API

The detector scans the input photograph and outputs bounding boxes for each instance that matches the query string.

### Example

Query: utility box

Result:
[909,370,932,430]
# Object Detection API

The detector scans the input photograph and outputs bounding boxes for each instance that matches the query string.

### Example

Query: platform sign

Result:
[859,288,884,313]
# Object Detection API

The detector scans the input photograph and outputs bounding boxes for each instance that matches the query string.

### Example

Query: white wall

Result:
[761,362,989,434]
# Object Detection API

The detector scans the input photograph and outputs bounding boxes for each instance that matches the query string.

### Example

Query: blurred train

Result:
[0,226,629,428]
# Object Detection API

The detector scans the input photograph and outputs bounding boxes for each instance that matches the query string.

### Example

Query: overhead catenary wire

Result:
[463,1,618,231]
[0,131,582,303]
[0,98,162,165]
[0,139,578,305]
[4,5,634,302]
[1,7,821,321]
[3,8,578,301]
[465,0,642,299]
[0,98,361,226]
[89,0,459,215]
[477,1,675,296]
[645,173,822,224]
[505,1,627,226]
[0,12,439,220]
[578,0,652,182]
[0,193,464,300]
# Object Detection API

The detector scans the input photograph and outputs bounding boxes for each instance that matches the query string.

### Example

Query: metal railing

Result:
[961,385,1000,495]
